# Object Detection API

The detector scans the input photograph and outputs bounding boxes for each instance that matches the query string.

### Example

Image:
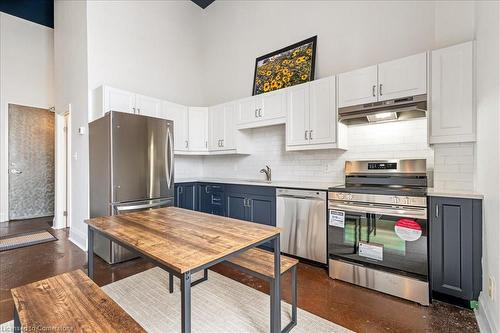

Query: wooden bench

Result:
[11,270,145,333]
[168,248,298,332]
[226,248,299,333]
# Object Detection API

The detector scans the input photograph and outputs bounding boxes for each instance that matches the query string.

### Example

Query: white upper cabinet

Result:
[209,102,237,151]
[378,52,427,101]
[188,107,208,151]
[286,77,344,151]
[286,83,310,146]
[135,94,162,118]
[161,101,189,152]
[309,76,336,144]
[237,89,286,129]
[337,65,378,107]
[338,53,427,107]
[103,86,136,114]
[430,41,474,144]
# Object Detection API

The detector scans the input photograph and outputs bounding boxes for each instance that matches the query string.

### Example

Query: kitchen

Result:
[0,1,499,332]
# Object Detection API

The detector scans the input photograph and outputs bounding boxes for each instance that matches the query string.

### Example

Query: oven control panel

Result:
[328,192,427,207]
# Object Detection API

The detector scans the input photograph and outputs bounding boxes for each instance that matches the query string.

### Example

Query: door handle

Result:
[255,109,258,118]
[435,204,439,218]
[9,169,22,175]
[185,140,189,149]
[221,139,224,147]
[258,108,262,117]
[166,127,174,189]
[309,130,313,140]
[379,83,383,96]
[304,130,308,140]
[372,85,376,97]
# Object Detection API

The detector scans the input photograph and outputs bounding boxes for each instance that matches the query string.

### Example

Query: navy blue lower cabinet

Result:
[247,194,276,226]
[226,192,247,220]
[174,183,197,210]
[198,183,225,216]
[225,185,276,248]
[429,196,482,305]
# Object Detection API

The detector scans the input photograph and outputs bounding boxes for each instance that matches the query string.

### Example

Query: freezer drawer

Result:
[276,188,327,264]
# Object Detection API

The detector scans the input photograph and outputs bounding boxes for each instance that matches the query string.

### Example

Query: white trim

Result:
[475,293,498,333]
[54,113,67,229]
[69,228,87,252]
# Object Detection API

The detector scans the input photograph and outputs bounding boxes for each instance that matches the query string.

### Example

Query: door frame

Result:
[54,111,71,229]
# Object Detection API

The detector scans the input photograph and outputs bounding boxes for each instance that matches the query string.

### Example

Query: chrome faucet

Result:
[260,165,272,182]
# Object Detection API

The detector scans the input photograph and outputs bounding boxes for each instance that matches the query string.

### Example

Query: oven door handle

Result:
[329,201,427,219]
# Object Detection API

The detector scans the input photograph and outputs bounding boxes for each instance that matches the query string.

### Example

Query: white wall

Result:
[86,1,205,106]
[0,13,54,222]
[200,0,435,106]
[54,0,89,249]
[474,1,500,331]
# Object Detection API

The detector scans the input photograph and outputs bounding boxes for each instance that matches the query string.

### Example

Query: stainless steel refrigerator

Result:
[89,111,174,264]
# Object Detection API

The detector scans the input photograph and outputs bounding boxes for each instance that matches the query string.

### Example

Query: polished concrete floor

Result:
[0,221,479,332]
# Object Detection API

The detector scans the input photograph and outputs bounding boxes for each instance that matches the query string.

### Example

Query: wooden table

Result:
[85,207,282,333]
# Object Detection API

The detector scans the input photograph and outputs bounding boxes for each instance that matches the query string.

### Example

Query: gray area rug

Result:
[1,267,352,332]
[0,230,57,252]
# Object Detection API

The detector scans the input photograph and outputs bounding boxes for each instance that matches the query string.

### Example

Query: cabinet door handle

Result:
[435,204,439,218]
[258,108,262,117]
[221,139,224,147]
[179,186,183,194]
[133,107,136,113]
[372,85,376,97]
[305,130,308,140]
[205,186,210,194]
[137,108,141,114]
[185,140,189,148]
[205,141,208,148]
[309,130,313,140]
[255,109,258,118]
[379,83,383,96]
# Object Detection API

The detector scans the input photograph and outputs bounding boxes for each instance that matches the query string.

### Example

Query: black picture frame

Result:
[252,36,317,96]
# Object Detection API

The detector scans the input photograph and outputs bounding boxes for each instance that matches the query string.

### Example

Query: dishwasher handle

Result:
[277,194,324,200]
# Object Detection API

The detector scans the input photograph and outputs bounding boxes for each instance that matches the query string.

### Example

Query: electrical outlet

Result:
[488,275,496,301]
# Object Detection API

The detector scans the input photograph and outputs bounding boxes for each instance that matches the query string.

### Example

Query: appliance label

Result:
[358,241,383,261]
[329,210,345,228]
[395,218,422,242]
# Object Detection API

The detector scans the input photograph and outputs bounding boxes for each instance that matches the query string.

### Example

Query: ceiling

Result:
[191,0,216,9]
[0,0,53,28]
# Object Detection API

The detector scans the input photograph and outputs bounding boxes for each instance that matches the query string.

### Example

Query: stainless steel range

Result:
[328,159,429,305]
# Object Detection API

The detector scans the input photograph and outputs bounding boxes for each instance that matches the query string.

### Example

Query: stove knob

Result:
[393,196,400,204]
[337,193,345,200]
[346,193,353,200]
[405,197,410,205]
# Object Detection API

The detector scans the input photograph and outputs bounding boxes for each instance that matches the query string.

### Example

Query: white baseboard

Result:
[475,293,498,333]
[69,228,87,252]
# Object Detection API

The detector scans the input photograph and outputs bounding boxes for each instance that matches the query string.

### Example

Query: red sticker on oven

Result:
[394,219,422,241]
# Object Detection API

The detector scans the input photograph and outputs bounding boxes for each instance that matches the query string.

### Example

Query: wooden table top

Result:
[85,207,281,273]
[11,270,145,332]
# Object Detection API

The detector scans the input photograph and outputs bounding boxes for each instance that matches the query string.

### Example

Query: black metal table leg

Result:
[291,265,297,326]
[13,307,21,333]
[169,273,174,294]
[270,235,281,333]
[87,227,94,279]
[181,271,192,333]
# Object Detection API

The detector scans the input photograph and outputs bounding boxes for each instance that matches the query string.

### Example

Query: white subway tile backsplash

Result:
[176,118,475,193]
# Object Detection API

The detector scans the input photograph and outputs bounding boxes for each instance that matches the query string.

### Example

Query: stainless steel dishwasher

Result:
[276,188,327,264]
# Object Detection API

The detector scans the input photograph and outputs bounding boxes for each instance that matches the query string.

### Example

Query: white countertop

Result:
[427,188,484,200]
[175,177,338,191]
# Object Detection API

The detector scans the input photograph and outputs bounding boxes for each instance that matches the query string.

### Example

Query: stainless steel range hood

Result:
[338,94,427,125]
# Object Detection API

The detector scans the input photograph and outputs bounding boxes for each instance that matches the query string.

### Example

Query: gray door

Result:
[111,112,174,203]
[8,104,55,220]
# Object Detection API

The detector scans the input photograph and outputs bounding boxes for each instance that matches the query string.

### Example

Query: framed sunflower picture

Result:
[252,36,317,95]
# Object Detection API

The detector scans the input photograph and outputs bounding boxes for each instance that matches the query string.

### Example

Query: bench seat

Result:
[11,270,145,333]
[227,248,299,278]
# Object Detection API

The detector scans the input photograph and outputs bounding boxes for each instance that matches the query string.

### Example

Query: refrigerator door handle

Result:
[166,126,174,189]
[114,198,173,212]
